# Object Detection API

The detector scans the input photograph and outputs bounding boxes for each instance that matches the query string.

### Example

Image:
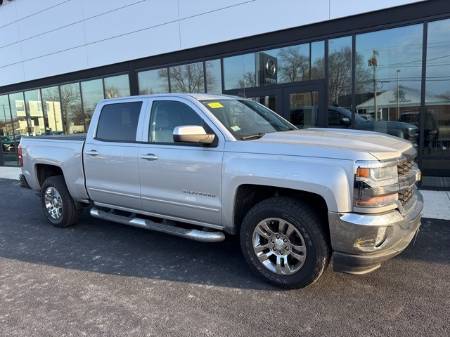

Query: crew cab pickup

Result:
[19,94,423,288]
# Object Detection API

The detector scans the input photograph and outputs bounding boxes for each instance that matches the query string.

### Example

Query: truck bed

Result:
[20,135,89,202]
[23,134,86,141]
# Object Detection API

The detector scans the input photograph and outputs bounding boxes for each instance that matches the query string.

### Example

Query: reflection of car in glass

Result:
[399,112,442,148]
[328,107,419,144]
[1,136,15,152]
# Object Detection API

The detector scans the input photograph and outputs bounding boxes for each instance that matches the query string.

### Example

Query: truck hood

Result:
[226,128,414,161]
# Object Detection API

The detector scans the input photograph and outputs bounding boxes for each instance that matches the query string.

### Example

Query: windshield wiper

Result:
[240,133,265,140]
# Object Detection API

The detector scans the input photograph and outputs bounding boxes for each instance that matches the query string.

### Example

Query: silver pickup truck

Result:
[19,94,423,288]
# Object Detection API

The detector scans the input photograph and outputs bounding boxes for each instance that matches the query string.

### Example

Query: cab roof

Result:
[101,93,240,104]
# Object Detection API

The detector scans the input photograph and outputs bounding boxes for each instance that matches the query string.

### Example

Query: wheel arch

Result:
[231,184,330,242]
[35,163,64,188]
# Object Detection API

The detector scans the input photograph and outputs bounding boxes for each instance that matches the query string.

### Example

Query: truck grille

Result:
[398,160,414,176]
[397,159,416,206]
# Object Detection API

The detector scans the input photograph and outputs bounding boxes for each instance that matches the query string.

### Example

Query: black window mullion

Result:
[220,58,225,93]
[203,61,207,93]
[78,82,88,132]
[351,34,356,128]
[167,67,172,93]
[323,39,329,127]
[418,22,428,168]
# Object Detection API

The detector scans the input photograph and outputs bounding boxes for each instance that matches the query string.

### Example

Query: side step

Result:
[90,207,225,243]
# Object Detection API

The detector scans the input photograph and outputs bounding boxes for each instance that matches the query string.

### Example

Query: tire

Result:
[240,197,330,289]
[41,175,80,228]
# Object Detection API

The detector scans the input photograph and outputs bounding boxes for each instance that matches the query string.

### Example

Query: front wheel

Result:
[240,197,330,288]
[41,175,81,228]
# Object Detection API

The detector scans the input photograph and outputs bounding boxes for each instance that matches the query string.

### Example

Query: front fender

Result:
[221,152,354,233]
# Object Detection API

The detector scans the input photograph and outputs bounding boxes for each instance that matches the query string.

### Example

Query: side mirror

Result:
[173,125,215,145]
[340,117,351,126]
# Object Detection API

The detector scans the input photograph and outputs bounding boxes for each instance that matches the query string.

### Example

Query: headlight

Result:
[354,161,399,212]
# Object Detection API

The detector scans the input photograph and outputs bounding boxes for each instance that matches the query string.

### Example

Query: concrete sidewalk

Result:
[1,166,449,220]
[0,166,21,180]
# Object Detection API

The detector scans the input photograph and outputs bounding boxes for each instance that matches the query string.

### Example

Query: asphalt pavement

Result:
[0,178,449,337]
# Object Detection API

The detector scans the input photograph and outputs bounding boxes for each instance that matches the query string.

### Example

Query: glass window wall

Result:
[421,18,450,170]
[24,89,46,136]
[138,69,169,94]
[0,95,18,165]
[9,92,28,138]
[81,79,104,128]
[60,83,85,134]
[205,59,222,94]
[263,43,310,85]
[311,41,325,80]
[104,74,130,98]
[169,62,205,93]
[223,53,256,90]
[328,36,353,110]
[42,86,64,135]
[354,24,423,145]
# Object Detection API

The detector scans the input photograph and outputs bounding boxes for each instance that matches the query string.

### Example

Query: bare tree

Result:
[60,85,84,133]
[105,86,120,99]
[159,64,205,93]
[238,72,256,88]
[278,47,309,82]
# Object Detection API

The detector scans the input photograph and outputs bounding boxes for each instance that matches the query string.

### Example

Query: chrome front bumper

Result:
[329,191,423,274]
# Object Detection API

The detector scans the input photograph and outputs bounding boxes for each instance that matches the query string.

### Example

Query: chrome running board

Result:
[90,207,225,243]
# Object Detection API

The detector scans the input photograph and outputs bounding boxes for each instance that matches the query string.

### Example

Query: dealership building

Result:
[0,0,449,186]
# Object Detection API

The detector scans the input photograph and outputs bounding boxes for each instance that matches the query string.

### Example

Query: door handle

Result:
[86,149,99,156]
[141,153,158,161]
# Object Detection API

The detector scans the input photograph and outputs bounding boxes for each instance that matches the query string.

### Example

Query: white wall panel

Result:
[0,43,22,68]
[178,0,252,18]
[83,0,178,44]
[179,0,329,50]
[18,0,84,40]
[13,0,66,18]
[0,0,424,87]
[0,22,20,48]
[0,1,18,28]
[86,22,180,69]
[19,22,85,60]
[22,47,88,82]
[0,64,25,87]
[330,0,423,20]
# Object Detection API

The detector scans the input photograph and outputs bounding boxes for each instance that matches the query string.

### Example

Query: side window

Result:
[96,102,142,142]
[149,100,204,143]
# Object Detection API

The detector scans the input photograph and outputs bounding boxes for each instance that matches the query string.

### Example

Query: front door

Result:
[137,97,223,227]
[227,81,326,128]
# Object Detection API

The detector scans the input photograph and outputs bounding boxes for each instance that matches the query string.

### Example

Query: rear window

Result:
[96,102,142,142]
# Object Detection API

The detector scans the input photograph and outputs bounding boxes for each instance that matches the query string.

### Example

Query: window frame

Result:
[142,97,220,148]
[93,100,144,143]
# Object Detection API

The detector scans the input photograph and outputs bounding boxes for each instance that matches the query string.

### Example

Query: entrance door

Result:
[228,81,326,128]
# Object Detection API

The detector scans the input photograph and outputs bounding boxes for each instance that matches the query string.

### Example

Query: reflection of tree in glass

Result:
[278,47,310,82]
[60,85,84,133]
[161,63,205,93]
[327,47,370,105]
[205,61,218,92]
[238,72,256,88]
[105,86,120,99]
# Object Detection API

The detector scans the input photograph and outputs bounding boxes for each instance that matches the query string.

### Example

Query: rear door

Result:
[136,97,224,226]
[84,98,146,209]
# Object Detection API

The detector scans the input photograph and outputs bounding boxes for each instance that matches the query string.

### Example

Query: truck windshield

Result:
[200,99,296,140]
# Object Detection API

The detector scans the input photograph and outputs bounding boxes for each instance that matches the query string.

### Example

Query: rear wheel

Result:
[41,175,80,227]
[240,197,330,288]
